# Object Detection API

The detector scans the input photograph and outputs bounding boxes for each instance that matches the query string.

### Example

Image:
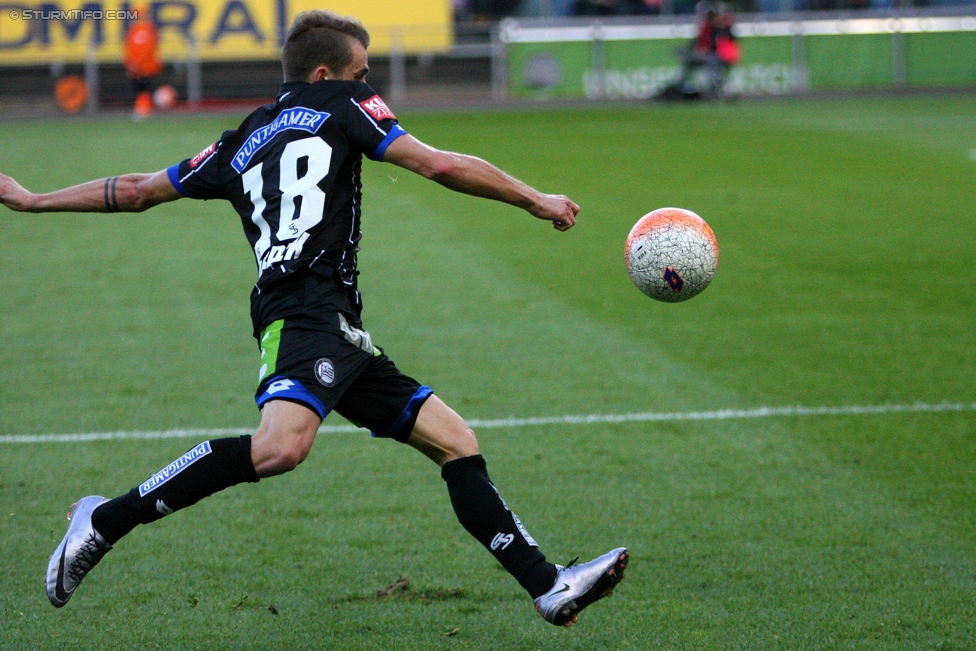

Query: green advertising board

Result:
[905,31,976,86]
[804,34,893,88]
[504,16,976,98]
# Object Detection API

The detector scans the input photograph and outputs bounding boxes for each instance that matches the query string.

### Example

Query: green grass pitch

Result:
[1,96,974,649]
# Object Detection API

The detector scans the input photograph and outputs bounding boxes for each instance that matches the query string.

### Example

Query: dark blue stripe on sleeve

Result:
[166,164,191,198]
[374,123,408,161]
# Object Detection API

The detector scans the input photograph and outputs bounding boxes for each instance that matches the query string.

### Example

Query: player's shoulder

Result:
[296,81,397,129]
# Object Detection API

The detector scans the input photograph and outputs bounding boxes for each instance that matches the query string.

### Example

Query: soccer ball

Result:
[153,85,178,110]
[624,207,719,302]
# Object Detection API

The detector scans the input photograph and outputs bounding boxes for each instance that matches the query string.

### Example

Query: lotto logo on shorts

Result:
[266,379,295,394]
[315,358,336,387]
[360,95,395,121]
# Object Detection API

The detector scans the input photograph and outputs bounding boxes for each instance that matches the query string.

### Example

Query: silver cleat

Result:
[46,496,112,607]
[533,547,629,626]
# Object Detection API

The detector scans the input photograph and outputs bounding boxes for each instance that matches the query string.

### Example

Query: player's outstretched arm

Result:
[0,170,181,214]
[382,134,579,231]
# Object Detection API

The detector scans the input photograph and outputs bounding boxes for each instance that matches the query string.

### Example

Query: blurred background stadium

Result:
[0,0,975,114]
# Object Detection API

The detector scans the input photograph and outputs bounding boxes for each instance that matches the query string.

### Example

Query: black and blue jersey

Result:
[167,80,407,336]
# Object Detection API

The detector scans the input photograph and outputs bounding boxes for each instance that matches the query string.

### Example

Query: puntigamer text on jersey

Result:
[232,107,331,174]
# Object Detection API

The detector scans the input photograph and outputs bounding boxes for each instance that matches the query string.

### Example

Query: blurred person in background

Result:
[657,1,740,100]
[124,7,162,119]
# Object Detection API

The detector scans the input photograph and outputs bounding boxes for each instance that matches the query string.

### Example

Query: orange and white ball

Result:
[153,85,178,110]
[624,207,719,302]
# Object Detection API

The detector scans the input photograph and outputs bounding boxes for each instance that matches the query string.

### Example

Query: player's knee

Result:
[252,429,314,476]
[269,443,308,473]
[441,426,480,463]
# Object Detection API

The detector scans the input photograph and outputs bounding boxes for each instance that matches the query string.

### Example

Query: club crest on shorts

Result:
[314,358,336,387]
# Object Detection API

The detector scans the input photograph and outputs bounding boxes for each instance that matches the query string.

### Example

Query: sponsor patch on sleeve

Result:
[359,95,395,121]
[189,142,217,168]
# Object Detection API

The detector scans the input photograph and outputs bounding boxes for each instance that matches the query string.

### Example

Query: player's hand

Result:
[530,193,579,232]
[0,173,35,212]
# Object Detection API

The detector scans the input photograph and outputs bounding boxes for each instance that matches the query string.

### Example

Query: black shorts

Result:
[254,313,432,443]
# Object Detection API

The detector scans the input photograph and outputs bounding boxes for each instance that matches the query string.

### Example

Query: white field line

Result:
[1,402,973,444]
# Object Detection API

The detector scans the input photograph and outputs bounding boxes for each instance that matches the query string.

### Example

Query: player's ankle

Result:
[523,560,559,599]
[91,496,139,545]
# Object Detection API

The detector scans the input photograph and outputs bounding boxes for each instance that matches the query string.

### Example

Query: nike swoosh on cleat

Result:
[54,546,72,604]
[552,583,571,595]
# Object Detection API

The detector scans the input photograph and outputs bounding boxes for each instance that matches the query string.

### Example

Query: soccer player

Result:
[677,3,739,99]
[123,8,163,118]
[0,10,627,626]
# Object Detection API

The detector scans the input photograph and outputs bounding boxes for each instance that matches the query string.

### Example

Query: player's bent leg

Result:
[409,395,629,626]
[250,399,323,477]
[409,395,559,603]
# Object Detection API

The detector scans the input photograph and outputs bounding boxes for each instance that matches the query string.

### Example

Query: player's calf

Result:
[441,454,559,599]
[88,436,259,546]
